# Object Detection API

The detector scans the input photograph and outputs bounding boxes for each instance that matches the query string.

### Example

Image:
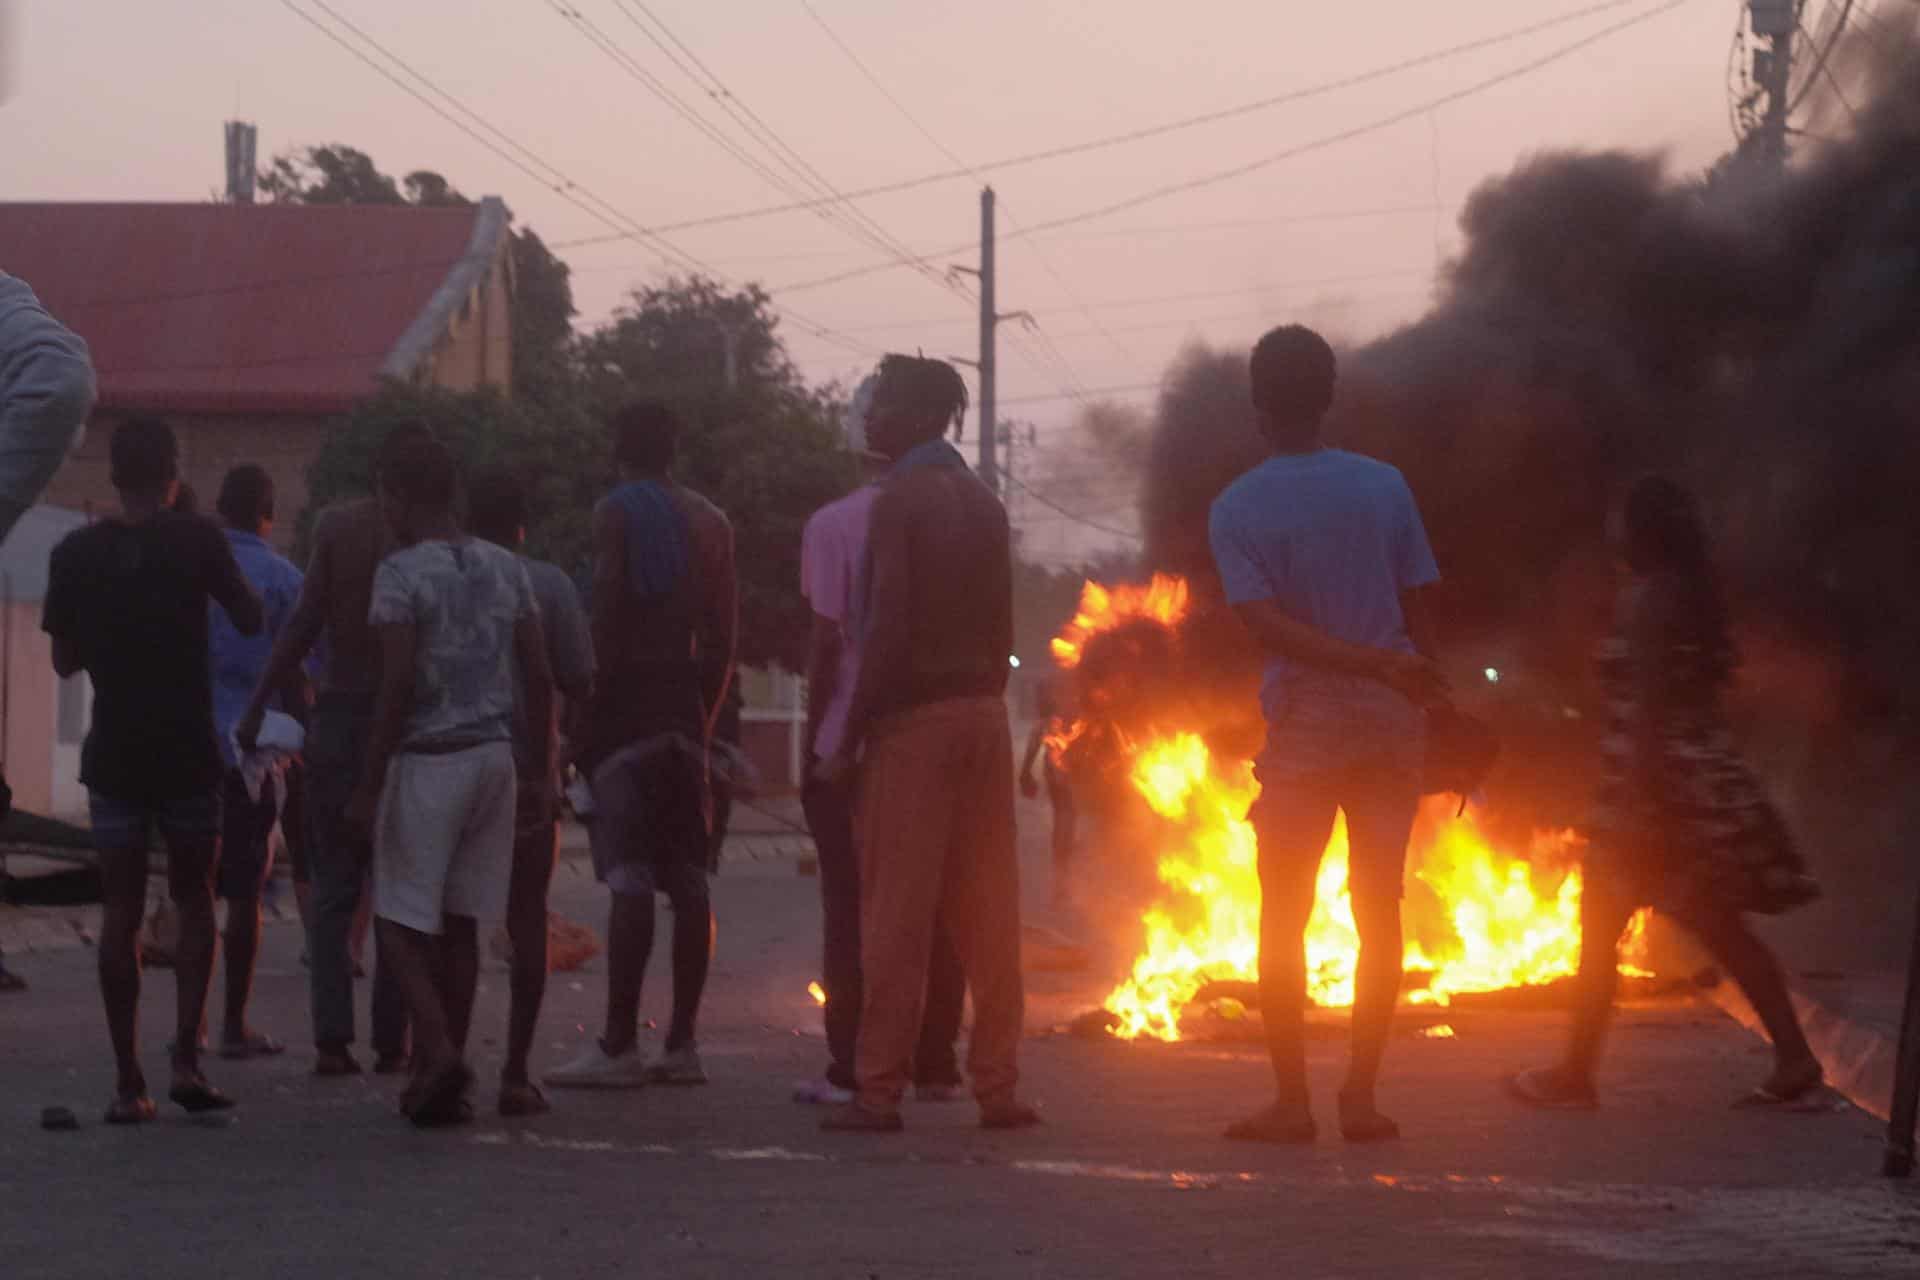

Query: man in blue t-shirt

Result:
[1208,325,1446,1146]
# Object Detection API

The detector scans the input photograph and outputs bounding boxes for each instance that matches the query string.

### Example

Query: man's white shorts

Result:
[373,741,516,935]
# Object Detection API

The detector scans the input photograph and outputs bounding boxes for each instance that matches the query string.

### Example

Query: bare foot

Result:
[1337,1091,1401,1143]
[1225,1102,1317,1144]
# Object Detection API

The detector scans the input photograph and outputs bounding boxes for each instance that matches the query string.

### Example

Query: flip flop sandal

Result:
[406,1062,475,1129]
[1734,1067,1829,1111]
[1505,1068,1599,1111]
[104,1095,157,1126]
[168,1078,236,1114]
[1224,1108,1319,1145]
[220,1032,287,1061]
[498,1082,552,1118]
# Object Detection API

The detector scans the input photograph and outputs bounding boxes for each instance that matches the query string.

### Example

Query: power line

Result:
[561,202,1449,276]
[797,3,1104,399]
[607,0,965,302]
[1004,472,1143,542]
[822,268,1432,335]
[550,0,1651,250]
[275,1,878,357]
[771,0,1695,297]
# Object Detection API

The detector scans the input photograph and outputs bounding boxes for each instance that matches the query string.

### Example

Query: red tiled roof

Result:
[0,202,489,415]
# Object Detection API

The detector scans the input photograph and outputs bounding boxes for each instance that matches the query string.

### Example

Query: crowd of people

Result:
[1,265,1825,1140]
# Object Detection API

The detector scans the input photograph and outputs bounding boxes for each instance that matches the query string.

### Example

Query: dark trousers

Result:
[305,694,407,1058]
[803,772,965,1092]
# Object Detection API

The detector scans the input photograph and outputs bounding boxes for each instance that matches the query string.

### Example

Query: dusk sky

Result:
[6,0,1750,557]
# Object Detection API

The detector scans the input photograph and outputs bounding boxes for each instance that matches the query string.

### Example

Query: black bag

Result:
[1423,706,1499,811]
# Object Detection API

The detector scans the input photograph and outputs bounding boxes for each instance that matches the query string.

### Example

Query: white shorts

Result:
[373,741,516,935]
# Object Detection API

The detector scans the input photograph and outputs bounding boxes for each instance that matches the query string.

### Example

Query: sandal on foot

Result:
[1506,1067,1599,1111]
[219,1031,286,1061]
[0,969,27,993]
[980,1101,1043,1131]
[104,1095,157,1125]
[406,1062,475,1129]
[1225,1106,1318,1145]
[1734,1061,1826,1110]
[373,1053,412,1076]
[1338,1103,1402,1144]
[168,1077,235,1114]
[313,1049,363,1078]
[499,1082,552,1118]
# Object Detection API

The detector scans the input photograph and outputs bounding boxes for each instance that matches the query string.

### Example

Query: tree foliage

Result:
[274,146,870,669]
[258,144,577,403]
[580,278,856,669]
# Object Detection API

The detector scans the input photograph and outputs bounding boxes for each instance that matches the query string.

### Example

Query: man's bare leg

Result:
[221,891,264,1047]
[377,917,467,1118]
[503,832,556,1090]
[441,915,480,1056]
[602,891,655,1056]
[97,849,149,1106]
[1227,790,1334,1143]
[168,845,220,1095]
[1342,889,1404,1140]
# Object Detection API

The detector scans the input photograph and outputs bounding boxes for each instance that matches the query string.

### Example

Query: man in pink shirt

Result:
[793,376,966,1106]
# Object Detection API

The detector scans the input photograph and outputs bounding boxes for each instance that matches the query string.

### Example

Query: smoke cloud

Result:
[1117,15,1920,966]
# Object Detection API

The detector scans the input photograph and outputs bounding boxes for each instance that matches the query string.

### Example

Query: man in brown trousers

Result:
[819,354,1038,1134]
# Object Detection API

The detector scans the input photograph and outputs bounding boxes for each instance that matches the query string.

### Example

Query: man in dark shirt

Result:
[547,402,736,1091]
[43,417,263,1123]
[819,355,1037,1134]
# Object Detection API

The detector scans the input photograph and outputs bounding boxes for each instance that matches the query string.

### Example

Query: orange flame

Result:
[1050,575,1190,670]
[807,981,827,1007]
[1052,577,1652,1042]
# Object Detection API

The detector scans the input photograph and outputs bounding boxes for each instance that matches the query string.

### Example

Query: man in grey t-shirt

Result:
[350,438,554,1127]
[470,467,593,1117]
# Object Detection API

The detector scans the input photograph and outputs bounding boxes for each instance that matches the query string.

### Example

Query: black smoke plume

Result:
[1112,15,1920,967]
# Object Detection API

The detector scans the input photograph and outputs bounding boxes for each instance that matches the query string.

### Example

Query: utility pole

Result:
[1749,1,1799,170]
[978,186,999,494]
[948,187,1029,497]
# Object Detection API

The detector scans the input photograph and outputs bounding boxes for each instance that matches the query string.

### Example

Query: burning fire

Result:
[807,981,828,1007]
[1049,578,1650,1042]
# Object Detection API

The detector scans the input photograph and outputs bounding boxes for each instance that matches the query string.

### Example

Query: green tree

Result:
[301,383,602,581]
[258,143,577,404]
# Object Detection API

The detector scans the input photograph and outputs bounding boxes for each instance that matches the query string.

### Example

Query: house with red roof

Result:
[0,200,513,817]
[0,199,514,544]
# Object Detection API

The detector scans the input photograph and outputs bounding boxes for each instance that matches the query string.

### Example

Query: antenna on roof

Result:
[224,121,258,205]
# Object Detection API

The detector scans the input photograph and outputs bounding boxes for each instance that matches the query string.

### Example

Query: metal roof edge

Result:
[380,196,511,382]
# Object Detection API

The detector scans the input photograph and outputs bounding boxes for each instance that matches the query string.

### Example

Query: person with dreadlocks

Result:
[817,354,1038,1134]
[793,371,968,1109]
[1510,475,1822,1111]
[548,401,737,1090]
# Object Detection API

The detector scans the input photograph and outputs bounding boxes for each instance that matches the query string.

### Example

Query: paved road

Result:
[1,800,1913,1279]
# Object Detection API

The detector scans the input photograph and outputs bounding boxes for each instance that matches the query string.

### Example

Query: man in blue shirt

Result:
[209,465,307,1060]
[1209,325,1446,1146]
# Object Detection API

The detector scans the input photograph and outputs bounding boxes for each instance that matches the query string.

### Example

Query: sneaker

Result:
[646,1044,708,1086]
[545,1042,651,1090]
[793,1077,855,1105]
[914,1082,966,1103]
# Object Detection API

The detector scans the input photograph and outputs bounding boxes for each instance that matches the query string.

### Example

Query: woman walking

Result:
[1511,476,1823,1110]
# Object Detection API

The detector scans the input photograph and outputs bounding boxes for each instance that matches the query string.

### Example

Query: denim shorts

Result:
[88,789,221,852]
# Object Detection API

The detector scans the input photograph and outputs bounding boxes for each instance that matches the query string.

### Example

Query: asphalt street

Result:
[1,796,1912,1279]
